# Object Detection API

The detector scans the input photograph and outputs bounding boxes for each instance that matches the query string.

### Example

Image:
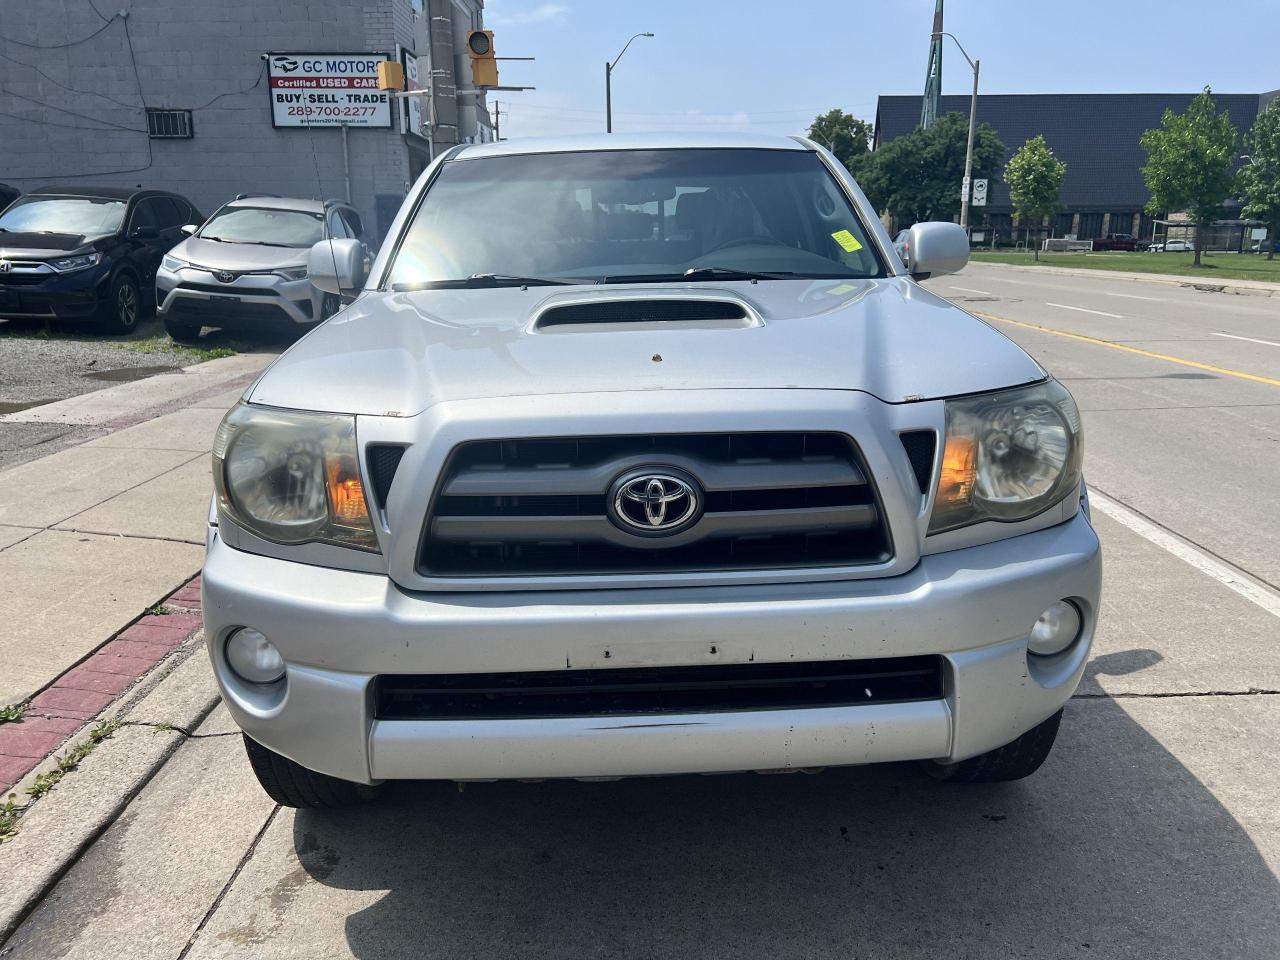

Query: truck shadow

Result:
[294,695,1280,959]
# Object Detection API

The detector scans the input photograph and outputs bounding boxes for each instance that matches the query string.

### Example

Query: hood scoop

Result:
[532,296,758,333]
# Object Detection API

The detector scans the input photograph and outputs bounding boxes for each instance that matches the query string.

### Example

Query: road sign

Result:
[268,53,392,128]
[972,179,989,206]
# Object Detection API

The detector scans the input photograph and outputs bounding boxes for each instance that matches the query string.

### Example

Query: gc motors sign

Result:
[268,53,391,128]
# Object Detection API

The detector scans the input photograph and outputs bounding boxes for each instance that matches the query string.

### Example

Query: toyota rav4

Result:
[203,133,1101,808]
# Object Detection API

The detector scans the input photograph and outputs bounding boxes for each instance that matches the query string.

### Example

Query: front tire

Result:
[164,315,203,343]
[242,734,382,808]
[98,273,141,334]
[924,709,1063,783]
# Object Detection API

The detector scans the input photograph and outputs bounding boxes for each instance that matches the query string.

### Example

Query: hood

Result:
[0,231,97,258]
[174,236,308,271]
[248,277,1046,417]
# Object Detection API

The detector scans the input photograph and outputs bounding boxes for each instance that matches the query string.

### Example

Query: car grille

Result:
[0,271,51,287]
[177,282,283,295]
[419,432,892,577]
[166,298,296,323]
[373,655,945,720]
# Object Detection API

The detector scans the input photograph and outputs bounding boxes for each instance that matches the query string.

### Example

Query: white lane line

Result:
[1212,332,1280,348]
[1090,490,1280,619]
[948,285,995,296]
[1045,301,1124,319]
[1102,292,1166,302]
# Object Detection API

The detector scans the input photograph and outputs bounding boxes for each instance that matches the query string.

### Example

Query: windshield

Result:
[387,148,884,287]
[199,207,324,247]
[0,196,126,237]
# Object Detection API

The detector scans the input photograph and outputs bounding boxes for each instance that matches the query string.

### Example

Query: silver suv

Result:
[157,196,369,340]
[204,134,1101,808]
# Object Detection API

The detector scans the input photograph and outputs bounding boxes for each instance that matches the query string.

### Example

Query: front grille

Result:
[0,272,51,287]
[166,298,292,324]
[419,432,892,577]
[177,282,282,295]
[374,656,944,720]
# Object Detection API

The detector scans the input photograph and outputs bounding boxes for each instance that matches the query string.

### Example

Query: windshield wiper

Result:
[392,273,580,291]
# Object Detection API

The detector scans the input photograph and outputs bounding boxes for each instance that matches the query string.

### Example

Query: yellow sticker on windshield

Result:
[831,229,863,252]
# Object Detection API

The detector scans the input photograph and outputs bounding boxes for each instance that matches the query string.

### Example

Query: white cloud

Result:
[488,3,570,25]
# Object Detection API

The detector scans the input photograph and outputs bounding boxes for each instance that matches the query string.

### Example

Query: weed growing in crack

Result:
[0,703,26,724]
[24,718,122,800]
[0,794,19,843]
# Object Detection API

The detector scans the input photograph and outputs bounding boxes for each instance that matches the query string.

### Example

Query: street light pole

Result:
[605,32,654,133]
[933,31,979,231]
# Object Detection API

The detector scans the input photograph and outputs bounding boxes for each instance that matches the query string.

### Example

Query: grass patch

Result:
[24,718,121,800]
[970,250,1280,283]
[116,336,238,362]
[0,794,19,843]
[146,603,174,616]
[0,703,26,724]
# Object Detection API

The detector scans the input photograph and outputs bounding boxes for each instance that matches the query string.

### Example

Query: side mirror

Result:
[180,224,198,236]
[307,238,366,295]
[130,225,159,240]
[906,221,970,280]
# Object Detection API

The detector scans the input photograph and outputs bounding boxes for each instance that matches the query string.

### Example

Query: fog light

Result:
[1028,600,1082,657]
[225,628,285,684]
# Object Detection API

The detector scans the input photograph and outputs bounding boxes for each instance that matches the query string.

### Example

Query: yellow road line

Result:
[972,311,1280,388]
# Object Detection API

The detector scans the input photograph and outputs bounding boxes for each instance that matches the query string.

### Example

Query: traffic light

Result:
[377,61,405,91]
[467,30,499,87]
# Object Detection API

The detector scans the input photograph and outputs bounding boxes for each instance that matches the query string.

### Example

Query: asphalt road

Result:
[4,263,1280,959]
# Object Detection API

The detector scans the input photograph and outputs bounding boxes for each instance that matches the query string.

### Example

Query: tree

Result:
[1004,135,1067,261]
[855,112,1005,226]
[1140,87,1239,267]
[808,109,873,173]
[1238,101,1280,261]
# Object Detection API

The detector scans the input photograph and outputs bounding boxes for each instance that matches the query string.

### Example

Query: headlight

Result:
[212,403,379,552]
[49,252,102,273]
[929,380,1082,534]
[273,266,309,281]
[161,255,189,272]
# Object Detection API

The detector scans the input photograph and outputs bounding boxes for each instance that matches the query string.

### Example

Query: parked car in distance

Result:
[204,133,1099,809]
[1151,238,1195,253]
[1091,233,1139,252]
[0,183,19,212]
[892,228,911,269]
[157,196,372,341]
[0,185,200,333]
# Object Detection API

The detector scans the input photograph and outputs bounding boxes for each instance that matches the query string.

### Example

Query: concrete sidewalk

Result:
[0,352,271,707]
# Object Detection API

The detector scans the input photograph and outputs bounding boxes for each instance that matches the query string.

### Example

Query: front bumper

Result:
[0,265,108,319]
[203,510,1102,784]
[156,265,319,329]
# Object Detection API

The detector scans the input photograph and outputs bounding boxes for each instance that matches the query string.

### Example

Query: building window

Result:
[146,109,193,139]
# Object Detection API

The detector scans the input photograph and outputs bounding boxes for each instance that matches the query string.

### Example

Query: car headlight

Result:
[273,266,309,281]
[161,255,189,272]
[929,380,1082,534]
[49,252,102,273]
[212,403,379,552]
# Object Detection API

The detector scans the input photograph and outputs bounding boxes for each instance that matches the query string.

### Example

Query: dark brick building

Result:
[873,91,1277,243]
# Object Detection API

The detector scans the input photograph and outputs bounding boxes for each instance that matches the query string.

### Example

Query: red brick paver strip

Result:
[0,573,207,791]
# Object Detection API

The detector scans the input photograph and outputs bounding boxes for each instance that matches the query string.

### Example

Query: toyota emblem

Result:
[215,270,236,283]
[609,470,701,536]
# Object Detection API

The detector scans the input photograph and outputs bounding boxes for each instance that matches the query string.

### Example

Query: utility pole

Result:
[919,0,944,129]
[605,32,654,133]
[934,31,980,231]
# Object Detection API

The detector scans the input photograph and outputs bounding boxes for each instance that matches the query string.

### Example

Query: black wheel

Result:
[98,273,141,334]
[242,734,382,808]
[164,315,203,343]
[923,709,1063,783]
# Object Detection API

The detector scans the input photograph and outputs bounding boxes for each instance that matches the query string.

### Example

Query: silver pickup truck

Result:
[203,133,1100,808]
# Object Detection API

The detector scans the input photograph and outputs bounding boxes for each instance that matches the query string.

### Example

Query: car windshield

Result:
[387,148,884,287]
[0,196,126,237]
[199,207,324,247]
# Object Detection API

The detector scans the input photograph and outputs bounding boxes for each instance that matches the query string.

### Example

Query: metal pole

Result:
[341,124,351,203]
[960,58,978,231]
[493,99,499,141]
[605,63,612,133]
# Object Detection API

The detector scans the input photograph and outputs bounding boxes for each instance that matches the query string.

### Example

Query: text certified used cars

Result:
[0,185,200,332]
[157,196,371,341]
[203,133,1101,809]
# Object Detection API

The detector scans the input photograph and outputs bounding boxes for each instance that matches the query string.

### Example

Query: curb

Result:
[0,576,204,794]
[969,260,1280,298]
[0,631,222,945]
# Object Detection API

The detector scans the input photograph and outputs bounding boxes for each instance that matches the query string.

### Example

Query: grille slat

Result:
[420,432,892,578]
[375,655,944,720]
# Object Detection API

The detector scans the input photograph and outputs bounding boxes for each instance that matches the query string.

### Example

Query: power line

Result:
[0,15,118,50]
[0,86,147,131]
[0,51,143,111]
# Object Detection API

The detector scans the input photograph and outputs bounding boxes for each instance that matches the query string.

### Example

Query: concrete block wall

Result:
[0,0,422,237]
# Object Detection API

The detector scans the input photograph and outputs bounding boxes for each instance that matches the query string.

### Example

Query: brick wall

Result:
[0,0,422,237]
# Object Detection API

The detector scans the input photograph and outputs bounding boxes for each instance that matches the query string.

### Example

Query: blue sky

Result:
[483,1,1280,139]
